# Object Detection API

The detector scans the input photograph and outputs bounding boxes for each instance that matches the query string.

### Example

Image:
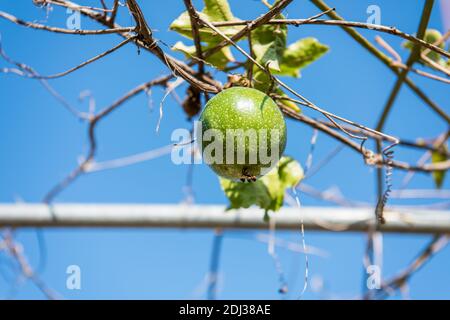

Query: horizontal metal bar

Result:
[0,204,449,234]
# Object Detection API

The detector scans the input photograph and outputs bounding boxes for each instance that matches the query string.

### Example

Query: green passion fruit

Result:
[424,29,444,48]
[423,29,445,62]
[198,87,287,182]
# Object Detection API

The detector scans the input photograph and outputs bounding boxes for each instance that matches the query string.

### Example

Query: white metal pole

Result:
[0,203,449,234]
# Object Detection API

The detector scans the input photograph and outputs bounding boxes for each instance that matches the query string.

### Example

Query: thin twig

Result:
[211,18,450,60]
[0,11,133,35]
[279,105,450,172]
[28,36,136,79]
[183,0,205,76]
[304,115,450,156]
[246,23,255,87]
[39,0,113,12]
[109,0,120,25]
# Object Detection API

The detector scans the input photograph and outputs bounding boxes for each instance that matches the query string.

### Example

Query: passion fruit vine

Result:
[199,87,287,182]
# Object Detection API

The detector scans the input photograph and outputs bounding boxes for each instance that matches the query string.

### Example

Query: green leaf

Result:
[251,23,287,72]
[172,41,234,69]
[169,0,242,44]
[276,38,329,77]
[431,147,447,189]
[220,177,272,211]
[219,156,304,218]
[277,156,304,187]
[263,156,304,212]
[203,0,234,21]
[262,169,284,212]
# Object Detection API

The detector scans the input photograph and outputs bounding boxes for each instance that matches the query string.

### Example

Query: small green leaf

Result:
[277,156,304,188]
[219,156,304,218]
[203,0,234,21]
[431,147,447,189]
[261,157,304,212]
[251,24,287,72]
[169,0,242,44]
[276,38,329,77]
[172,41,234,69]
[262,169,284,212]
[220,177,272,211]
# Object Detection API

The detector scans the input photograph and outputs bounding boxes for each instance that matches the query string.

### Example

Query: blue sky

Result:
[0,0,449,299]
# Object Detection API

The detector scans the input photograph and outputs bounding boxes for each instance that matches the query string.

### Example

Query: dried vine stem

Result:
[211,19,450,60]
[319,119,449,156]
[279,105,449,173]
[39,0,114,12]
[183,0,205,77]
[24,36,136,80]
[109,0,120,24]
[0,11,133,35]
[273,96,398,143]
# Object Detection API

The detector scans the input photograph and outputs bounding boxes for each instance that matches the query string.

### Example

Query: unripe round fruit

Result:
[424,29,445,63]
[424,29,444,49]
[199,87,287,181]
